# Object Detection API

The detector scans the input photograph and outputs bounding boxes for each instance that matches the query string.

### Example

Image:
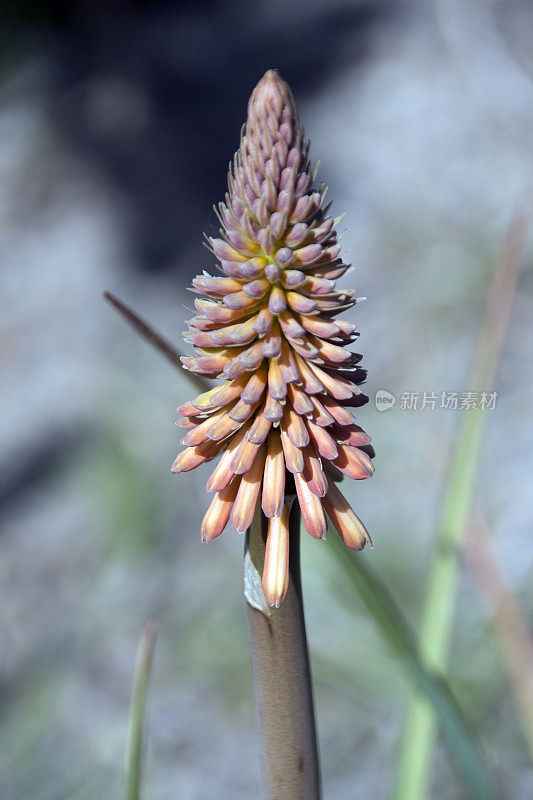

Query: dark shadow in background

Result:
[3,0,404,274]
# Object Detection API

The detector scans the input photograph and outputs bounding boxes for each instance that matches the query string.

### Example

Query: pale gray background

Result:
[1,1,532,798]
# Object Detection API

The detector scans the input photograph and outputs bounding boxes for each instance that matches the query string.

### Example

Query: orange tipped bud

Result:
[323,482,372,550]
[267,357,287,400]
[241,362,268,404]
[279,426,305,474]
[333,444,375,480]
[283,405,310,447]
[180,407,228,446]
[228,398,258,423]
[201,480,240,542]
[293,354,324,394]
[287,382,314,416]
[171,439,222,473]
[301,445,328,497]
[308,395,335,427]
[189,383,230,411]
[306,419,339,460]
[294,472,327,539]
[231,444,267,533]
[306,361,353,400]
[262,430,285,518]
[208,375,249,407]
[206,422,251,492]
[230,437,262,475]
[206,411,243,442]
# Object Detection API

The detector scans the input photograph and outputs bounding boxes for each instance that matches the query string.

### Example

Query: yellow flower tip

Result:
[262,506,290,608]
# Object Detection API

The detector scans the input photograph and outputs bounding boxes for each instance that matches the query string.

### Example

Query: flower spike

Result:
[173,70,374,605]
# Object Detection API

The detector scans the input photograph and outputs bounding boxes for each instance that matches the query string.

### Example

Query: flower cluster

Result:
[172,70,374,606]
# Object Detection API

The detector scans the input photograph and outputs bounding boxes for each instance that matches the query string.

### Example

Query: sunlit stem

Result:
[245,502,321,800]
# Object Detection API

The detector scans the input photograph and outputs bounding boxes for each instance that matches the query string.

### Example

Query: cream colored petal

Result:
[262,430,285,518]
[171,439,223,474]
[301,445,328,497]
[231,445,267,532]
[293,353,324,394]
[206,422,251,492]
[294,472,327,539]
[208,374,250,408]
[306,361,353,400]
[322,482,371,550]
[240,362,269,403]
[279,426,304,473]
[190,383,232,411]
[333,444,374,480]
[268,357,287,400]
[181,406,228,446]
[247,407,272,444]
[283,405,310,447]
[201,480,241,542]
[306,419,338,461]
[287,382,314,415]
[230,437,262,475]
[262,507,290,607]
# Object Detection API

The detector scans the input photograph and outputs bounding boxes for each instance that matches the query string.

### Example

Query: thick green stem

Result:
[245,503,321,800]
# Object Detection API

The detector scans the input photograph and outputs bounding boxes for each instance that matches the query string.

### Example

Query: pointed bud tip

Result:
[251,69,291,107]
[257,68,284,89]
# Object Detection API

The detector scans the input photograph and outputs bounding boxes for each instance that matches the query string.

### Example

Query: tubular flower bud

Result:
[173,70,374,604]
[262,506,291,608]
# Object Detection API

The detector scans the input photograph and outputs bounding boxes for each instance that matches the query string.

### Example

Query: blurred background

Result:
[1,1,532,798]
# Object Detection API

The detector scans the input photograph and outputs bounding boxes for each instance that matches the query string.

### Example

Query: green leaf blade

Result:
[328,533,500,800]
[123,622,158,800]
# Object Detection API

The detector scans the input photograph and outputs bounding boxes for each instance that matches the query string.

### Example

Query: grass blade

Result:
[123,622,158,800]
[395,206,529,800]
[327,532,500,800]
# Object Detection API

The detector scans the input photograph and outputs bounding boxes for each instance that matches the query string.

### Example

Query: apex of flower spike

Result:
[250,69,292,109]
